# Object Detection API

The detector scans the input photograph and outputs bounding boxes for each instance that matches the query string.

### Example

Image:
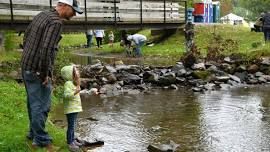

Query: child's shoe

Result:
[74,140,83,147]
[68,142,80,152]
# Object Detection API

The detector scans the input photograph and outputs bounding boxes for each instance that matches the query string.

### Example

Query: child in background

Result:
[108,31,114,47]
[61,65,98,152]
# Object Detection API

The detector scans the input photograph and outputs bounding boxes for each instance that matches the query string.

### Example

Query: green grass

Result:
[0,80,68,152]
[195,25,270,55]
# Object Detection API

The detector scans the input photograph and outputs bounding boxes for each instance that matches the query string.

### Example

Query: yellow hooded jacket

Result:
[61,65,82,114]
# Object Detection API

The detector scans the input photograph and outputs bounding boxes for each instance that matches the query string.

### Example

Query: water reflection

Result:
[53,86,270,152]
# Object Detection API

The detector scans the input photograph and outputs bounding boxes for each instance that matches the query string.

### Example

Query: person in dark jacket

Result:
[21,0,83,151]
[262,11,270,42]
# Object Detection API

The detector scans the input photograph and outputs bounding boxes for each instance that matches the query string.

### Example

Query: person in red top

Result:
[21,0,83,151]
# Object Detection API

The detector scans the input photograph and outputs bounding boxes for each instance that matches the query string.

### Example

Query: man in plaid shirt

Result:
[21,0,82,151]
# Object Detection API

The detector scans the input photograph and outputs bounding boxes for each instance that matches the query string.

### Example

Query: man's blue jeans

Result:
[22,70,52,146]
[66,113,78,144]
[264,29,270,42]
[135,41,145,57]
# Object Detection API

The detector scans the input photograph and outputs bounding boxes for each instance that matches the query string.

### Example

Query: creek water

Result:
[53,85,270,152]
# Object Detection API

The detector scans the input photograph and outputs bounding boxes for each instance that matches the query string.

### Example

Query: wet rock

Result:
[261,75,270,81]
[104,65,117,73]
[160,69,169,76]
[125,89,141,95]
[106,74,117,84]
[101,77,108,84]
[176,69,187,77]
[228,74,241,83]
[204,83,216,90]
[224,57,234,63]
[122,72,141,85]
[191,71,211,80]
[143,71,159,83]
[259,65,270,74]
[261,57,270,66]
[171,62,185,72]
[258,77,267,83]
[228,80,238,86]
[247,78,259,84]
[127,65,142,75]
[192,63,206,70]
[115,65,130,72]
[80,78,97,89]
[220,63,235,74]
[158,72,176,85]
[207,65,226,76]
[219,84,231,90]
[143,66,151,71]
[234,72,248,82]
[147,140,179,152]
[99,84,123,97]
[247,64,259,74]
[116,65,142,75]
[176,77,186,84]
[169,84,178,90]
[133,84,148,91]
[82,63,103,78]
[192,87,203,92]
[215,76,230,82]
[188,79,205,86]
[236,65,246,72]
[255,72,264,77]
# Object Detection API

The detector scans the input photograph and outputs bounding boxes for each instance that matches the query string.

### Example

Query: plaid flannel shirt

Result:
[21,9,62,80]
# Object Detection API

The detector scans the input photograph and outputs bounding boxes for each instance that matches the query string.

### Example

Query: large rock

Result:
[220,63,235,74]
[215,76,230,82]
[99,84,123,97]
[192,63,206,70]
[261,57,270,66]
[80,78,97,89]
[103,65,117,73]
[176,69,187,77]
[143,71,159,83]
[234,72,248,82]
[191,71,211,80]
[236,65,246,72]
[158,72,176,86]
[106,74,117,84]
[171,62,185,72]
[228,74,241,83]
[158,72,176,85]
[122,72,141,85]
[247,64,259,74]
[82,63,103,78]
[147,140,179,152]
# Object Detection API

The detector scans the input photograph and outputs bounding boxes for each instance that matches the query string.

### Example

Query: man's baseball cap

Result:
[58,0,83,14]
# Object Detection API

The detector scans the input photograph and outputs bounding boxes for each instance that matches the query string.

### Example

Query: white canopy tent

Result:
[220,13,245,25]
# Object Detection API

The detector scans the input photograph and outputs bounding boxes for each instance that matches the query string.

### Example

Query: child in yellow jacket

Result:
[61,65,97,151]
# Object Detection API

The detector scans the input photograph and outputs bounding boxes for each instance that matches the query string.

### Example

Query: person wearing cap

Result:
[127,34,147,57]
[21,0,83,151]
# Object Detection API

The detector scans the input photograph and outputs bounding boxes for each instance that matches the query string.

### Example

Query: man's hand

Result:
[42,76,50,86]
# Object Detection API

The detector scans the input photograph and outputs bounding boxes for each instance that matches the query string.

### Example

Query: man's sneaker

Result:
[74,140,83,147]
[45,144,61,152]
[68,142,81,152]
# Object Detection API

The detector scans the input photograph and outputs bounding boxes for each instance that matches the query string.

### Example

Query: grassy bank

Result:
[0,79,68,152]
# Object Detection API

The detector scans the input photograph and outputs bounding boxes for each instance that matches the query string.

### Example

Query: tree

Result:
[237,0,270,20]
